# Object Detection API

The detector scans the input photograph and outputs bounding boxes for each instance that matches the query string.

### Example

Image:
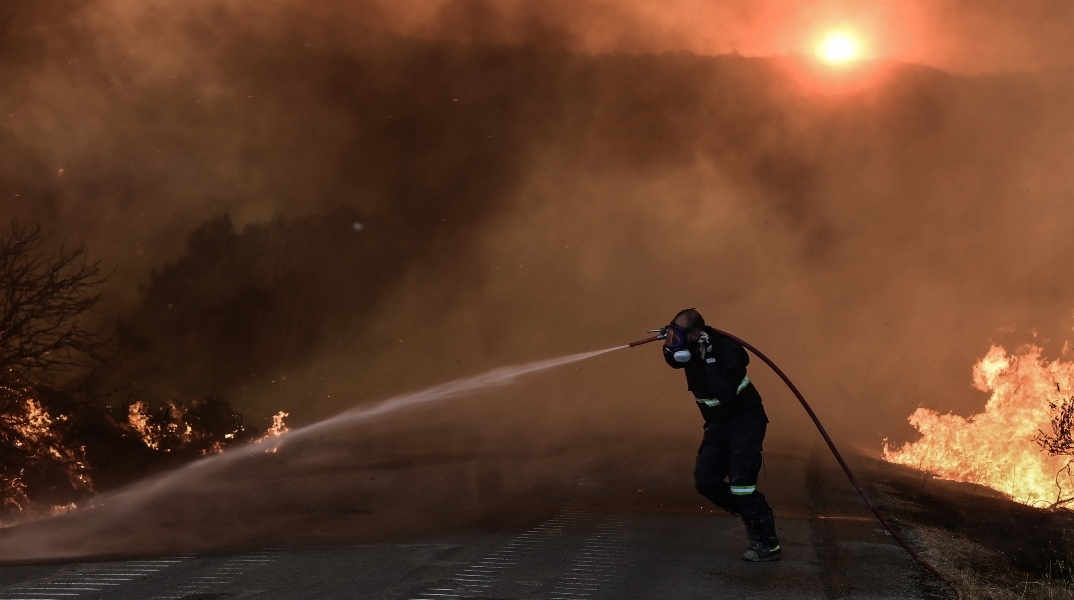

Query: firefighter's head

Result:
[665,308,705,351]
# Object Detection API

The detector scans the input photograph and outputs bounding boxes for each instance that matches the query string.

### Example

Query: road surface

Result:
[0,443,940,599]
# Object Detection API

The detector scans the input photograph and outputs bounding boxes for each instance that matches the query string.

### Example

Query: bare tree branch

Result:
[0,221,107,387]
[1036,393,1074,457]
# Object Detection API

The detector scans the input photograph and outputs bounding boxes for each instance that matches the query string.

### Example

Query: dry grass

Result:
[867,460,1074,600]
[910,523,1074,600]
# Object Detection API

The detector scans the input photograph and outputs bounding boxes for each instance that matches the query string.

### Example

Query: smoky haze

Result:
[2,0,1074,557]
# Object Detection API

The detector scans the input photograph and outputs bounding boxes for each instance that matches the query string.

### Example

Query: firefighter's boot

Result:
[742,508,781,562]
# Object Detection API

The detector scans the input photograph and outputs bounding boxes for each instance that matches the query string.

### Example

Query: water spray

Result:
[629,328,963,600]
[1,346,635,539]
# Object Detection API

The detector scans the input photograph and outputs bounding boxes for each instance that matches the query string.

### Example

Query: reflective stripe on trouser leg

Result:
[727,411,769,518]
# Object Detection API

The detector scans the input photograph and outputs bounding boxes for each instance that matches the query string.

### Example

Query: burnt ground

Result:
[855,454,1074,599]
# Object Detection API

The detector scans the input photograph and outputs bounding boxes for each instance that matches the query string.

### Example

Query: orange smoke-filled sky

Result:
[7,0,1074,448]
[320,0,1074,73]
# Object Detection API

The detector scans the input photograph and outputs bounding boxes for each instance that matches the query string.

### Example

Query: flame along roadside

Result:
[885,344,1074,509]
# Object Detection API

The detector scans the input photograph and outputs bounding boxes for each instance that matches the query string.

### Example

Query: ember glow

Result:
[884,345,1074,507]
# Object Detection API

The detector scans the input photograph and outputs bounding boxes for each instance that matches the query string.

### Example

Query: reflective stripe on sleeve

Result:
[736,375,751,394]
[730,485,756,495]
[695,398,721,407]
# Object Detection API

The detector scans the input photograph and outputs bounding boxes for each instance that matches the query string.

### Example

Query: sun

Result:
[818,33,858,65]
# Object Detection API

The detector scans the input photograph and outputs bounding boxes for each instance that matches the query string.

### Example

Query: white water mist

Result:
[10,346,629,530]
[286,345,628,444]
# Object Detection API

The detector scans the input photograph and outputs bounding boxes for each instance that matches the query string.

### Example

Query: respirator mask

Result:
[664,323,695,363]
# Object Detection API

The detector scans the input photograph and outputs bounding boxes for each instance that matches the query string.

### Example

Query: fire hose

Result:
[630,328,963,600]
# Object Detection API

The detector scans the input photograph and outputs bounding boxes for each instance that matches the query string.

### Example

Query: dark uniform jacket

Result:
[664,326,763,423]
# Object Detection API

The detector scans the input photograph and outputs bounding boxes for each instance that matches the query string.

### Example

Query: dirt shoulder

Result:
[857,455,1074,599]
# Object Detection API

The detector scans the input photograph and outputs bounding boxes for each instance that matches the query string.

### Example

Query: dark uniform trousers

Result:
[694,409,771,518]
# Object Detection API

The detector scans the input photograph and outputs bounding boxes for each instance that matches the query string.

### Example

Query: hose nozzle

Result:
[630,328,667,347]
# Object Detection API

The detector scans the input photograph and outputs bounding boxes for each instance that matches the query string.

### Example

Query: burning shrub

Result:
[124,395,259,455]
[0,383,92,511]
[263,411,289,438]
[0,383,271,516]
[884,345,1074,508]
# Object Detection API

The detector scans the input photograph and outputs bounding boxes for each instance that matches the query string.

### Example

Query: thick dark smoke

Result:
[3,0,1074,439]
[3,0,1074,557]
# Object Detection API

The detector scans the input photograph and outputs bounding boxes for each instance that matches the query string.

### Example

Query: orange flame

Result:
[884,345,1074,507]
[3,388,282,514]
[264,411,289,438]
[256,411,289,453]
[2,471,28,512]
[128,400,161,450]
[2,395,93,513]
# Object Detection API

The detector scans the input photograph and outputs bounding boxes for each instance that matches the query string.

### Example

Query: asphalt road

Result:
[0,443,938,600]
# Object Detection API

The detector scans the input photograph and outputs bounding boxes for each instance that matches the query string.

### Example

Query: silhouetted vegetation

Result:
[1037,394,1074,458]
[0,208,389,513]
[1036,393,1074,508]
[0,221,106,510]
[0,222,265,514]
[0,221,105,387]
[111,207,378,400]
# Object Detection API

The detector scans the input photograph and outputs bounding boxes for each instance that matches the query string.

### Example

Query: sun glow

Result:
[818,33,859,65]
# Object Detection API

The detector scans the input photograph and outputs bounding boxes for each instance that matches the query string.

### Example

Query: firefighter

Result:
[663,308,780,562]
